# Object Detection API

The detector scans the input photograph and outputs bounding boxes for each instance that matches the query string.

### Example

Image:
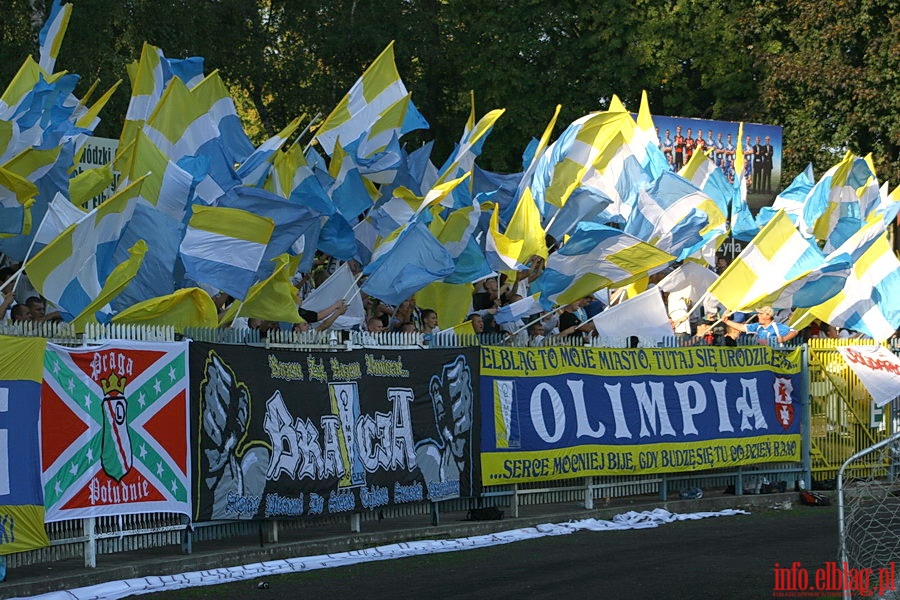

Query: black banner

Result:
[190,343,481,521]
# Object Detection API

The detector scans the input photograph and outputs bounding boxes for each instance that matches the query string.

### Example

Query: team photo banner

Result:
[480,345,802,484]
[189,343,481,521]
[41,340,191,521]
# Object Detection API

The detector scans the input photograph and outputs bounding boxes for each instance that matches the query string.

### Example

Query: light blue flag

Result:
[322,140,375,221]
[443,236,493,285]
[0,204,27,236]
[403,141,439,195]
[345,131,403,185]
[361,219,456,305]
[318,212,361,261]
[827,213,863,253]
[433,203,492,285]
[305,145,329,173]
[288,165,335,217]
[167,56,205,88]
[110,202,183,313]
[217,186,323,278]
[544,186,613,241]
[767,257,851,310]
[731,200,761,242]
[624,171,718,261]
[494,294,544,325]
[531,221,674,308]
[38,0,72,73]
[474,165,521,224]
[757,163,815,228]
[798,153,873,240]
[236,116,302,187]
[401,98,430,137]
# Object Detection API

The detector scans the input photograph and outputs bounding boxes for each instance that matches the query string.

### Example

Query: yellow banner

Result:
[482,435,801,484]
[0,505,50,555]
[480,345,802,378]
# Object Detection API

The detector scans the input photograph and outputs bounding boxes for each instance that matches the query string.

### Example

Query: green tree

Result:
[3,0,896,187]
[748,0,899,183]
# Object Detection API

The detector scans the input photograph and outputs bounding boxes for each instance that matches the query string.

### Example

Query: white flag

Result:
[657,261,718,307]
[836,345,900,407]
[301,263,365,330]
[32,192,86,251]
[591,286,672,343]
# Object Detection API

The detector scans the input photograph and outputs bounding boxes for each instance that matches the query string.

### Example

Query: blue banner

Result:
[480,345,802,483]
[1,336,50,555]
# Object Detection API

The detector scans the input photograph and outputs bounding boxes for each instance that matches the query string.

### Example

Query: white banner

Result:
[836,345,900,408]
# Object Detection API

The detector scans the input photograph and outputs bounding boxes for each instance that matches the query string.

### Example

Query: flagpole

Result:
[609,287,628,306]
[300,112,324,154]
[712,311,759,331]
[232,301,245,322]
[507,307,560,339]
[342,271,365,301]
[343,285,363,308]
[0,264,25,302]
[4,220,49,304]
[543,211,560,237]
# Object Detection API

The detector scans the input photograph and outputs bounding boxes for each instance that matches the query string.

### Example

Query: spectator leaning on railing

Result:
[722,306,799,346]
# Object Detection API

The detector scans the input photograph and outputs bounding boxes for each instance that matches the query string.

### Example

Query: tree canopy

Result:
[2,0,896,182]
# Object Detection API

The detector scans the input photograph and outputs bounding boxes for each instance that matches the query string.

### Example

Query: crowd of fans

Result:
[2,249,894,347]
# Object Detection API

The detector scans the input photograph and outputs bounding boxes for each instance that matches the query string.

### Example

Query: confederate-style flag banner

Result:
[40,340,191,521]
[837,345,900,408]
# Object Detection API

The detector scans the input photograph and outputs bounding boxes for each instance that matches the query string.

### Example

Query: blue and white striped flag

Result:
[314,42,427,157]
[38,1,73,74]
[179,204,274,300]
[810,231,900,341]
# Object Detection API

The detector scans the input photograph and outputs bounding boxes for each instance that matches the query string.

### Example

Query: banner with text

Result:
[41,341,191,521]
[836,345,900,408]
[480,345,802,484]
[190,343,480,521]
[1,336,50,555]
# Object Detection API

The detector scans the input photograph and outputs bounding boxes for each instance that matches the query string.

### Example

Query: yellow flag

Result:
[72,240,147,332]
[453,320,476,336]
[112,287,219,331]
[219,253,304,325]
[415,281,474,329]
[506,187,548,262]
[69,164,113,208]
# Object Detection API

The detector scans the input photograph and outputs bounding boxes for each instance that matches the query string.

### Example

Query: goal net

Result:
[839,431,900,599]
